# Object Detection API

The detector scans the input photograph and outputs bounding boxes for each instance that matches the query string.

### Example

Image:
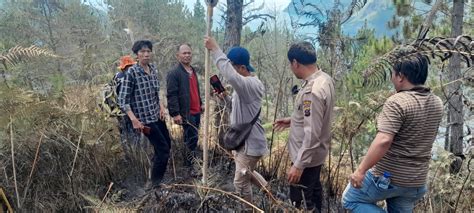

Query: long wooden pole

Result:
[10,116,21,209]
[203,0,217,185]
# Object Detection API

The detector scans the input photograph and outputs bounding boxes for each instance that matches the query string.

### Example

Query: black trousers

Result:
[145,120,171,184]
[182,113,200,166]
[290,165,323,213]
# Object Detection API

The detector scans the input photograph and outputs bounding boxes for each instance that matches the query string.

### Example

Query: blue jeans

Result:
[342,170,427,213]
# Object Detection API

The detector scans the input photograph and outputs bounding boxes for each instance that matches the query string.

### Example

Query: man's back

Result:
[229,76,263,124]
[374,88,443,187]
[210,48,268,157]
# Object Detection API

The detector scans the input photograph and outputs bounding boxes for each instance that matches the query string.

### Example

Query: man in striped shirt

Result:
[342,48,443,212]
[118,40,171,188]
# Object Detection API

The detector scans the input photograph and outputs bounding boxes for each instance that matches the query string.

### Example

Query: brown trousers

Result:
[233,152,268,205]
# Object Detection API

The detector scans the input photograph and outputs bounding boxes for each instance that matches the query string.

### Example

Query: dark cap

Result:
[227,47,255,72]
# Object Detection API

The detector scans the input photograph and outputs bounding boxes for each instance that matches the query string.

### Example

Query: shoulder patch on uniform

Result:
[303,100,311,116]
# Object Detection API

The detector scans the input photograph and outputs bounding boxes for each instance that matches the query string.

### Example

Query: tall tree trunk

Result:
[446,0,464,157]
[223,0,243,51]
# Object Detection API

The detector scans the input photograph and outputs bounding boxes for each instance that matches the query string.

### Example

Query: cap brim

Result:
[247,64,255,72]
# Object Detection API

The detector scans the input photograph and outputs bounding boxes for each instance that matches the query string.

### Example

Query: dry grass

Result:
[0,84,471,212]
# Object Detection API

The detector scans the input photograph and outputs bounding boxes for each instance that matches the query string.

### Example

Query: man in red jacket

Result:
[166,43,203,171]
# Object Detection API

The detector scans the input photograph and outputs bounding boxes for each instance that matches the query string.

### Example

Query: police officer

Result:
[274,41,335,212]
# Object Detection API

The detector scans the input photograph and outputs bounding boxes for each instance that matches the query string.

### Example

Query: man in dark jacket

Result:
[166,43,203,169]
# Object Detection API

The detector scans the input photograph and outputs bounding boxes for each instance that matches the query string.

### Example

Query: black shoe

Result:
[145,180,162,191]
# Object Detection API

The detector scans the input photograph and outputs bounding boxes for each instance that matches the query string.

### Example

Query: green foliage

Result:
[331,89,392,161]
[49,73,65,95]
[343,27,395,100]
[393,0,413,17]
[193,0,205,21]
[0,0,471,211]
[242,15,295,118]
[0,0,112,93]
[389,0,473,41]
[414,149,473,212]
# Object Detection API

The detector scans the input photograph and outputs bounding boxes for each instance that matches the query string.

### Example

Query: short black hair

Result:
[132,40,153,54]
[392,48,429,85]
[287,41,317,65]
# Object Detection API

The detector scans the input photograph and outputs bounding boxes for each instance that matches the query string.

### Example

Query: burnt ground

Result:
[96,146,345,213]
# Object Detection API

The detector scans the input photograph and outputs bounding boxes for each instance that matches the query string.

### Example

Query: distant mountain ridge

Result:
[343,0,398,37]
[285,0,405,38]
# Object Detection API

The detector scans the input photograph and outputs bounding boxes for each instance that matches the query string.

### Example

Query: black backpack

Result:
[221,109,261,151]
[97,73,124,117]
